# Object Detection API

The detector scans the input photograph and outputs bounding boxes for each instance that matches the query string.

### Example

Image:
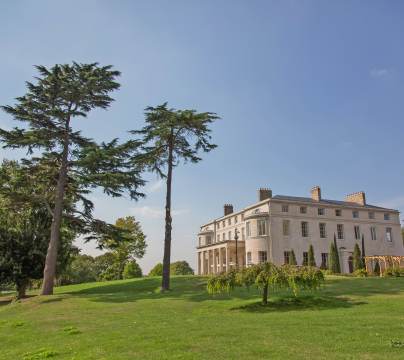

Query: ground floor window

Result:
[321,253,328,269]
[302,252,308,266]
[386,227,393,242]
[284,251,290,265]
[258,251,267,263]
[337,224,344,239]
[370,226,377,241]
[247,252,252,265]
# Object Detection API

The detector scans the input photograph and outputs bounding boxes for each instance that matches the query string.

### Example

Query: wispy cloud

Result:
[130,206,189,219]
[147,179,164,193]
[370,68,389,78]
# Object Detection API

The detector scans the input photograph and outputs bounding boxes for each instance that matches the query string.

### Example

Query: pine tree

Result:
[353,243,363,271]
[289,250,297,265]
[329,235,341,273]
[0,63,145,295]
[308,245,316,267]
[132,103,219,291]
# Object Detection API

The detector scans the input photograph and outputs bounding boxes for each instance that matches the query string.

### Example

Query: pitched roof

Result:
[272,195,396,211]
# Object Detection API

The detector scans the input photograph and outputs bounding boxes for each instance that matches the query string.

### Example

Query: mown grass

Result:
[1,276,404,359]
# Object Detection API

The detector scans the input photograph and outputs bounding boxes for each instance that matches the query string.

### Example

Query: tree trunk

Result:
[41,127,69,295]
[161,133,174,292]
[262,283,269,305]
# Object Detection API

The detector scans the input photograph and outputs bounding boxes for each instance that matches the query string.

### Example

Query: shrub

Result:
[123,260,143,279]
[149,263,163,276]
[308,245,316,267]
[353,268,368,277]
[384,267,402,277]
[170,261,194,275]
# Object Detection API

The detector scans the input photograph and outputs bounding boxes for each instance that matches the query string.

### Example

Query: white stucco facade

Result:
[197,187,403,275]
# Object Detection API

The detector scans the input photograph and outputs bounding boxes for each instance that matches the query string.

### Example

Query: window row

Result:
[246,251,267,265]
[282,220,394,242]
[216,213,245,229]
[281,204,391,220]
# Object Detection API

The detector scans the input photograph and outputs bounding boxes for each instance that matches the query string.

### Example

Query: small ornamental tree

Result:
[207,263,324,305]
[123,260,143,279]
[289,250,297,265]
[353,243,364,271]
[132,103,219,291]
[0,63,145,295]
[149,263,163,276]
[170,261,194,275]
[308,245,316,267]
[329,239,341,274]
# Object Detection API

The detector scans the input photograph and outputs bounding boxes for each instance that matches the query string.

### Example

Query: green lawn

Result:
[1,276,404,359]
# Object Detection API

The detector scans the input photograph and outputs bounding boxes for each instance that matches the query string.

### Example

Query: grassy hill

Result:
[1,276,404,359]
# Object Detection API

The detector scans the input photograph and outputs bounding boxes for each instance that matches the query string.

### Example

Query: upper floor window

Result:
[385,227,393,242]
[228,231,231,240]
[337,224,344,239]
[222,233,226,241]
[235,215,238,223]
[300,206,307,214]
[284,251,290,265]
[217,234,220,242]
[384,213,390,221]
[319,223,326,238]
[318,208,325,216]
[199,237,202,246]
[228,218,231,225]
[370,226,377,241]
[246,222,250,237]
[283,220,290,236]
[352,211,359,219]
[241,213,244,221]
[368,212,375,220]
[301,221,309,237]
[241,227,245,241]
[335,209,342,217]
[258,251,267,263]
[282,205,289,213]
[246,252,252,265]
[222,220,225,227]
[257,219,267,236]
[217,222,220,229]
[354,225,360,240]
[206,235,212,245]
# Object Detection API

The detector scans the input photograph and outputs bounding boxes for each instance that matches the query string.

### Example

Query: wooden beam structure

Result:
[364,255,404,277]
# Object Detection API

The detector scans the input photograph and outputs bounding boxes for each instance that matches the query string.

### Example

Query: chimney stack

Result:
[224,204,234,216]
[258,188,272,201]
[311,186,321,201]
[345,191,366,206]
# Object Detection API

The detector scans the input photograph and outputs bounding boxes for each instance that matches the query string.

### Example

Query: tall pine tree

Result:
[0,63,145,295]
[329,234,341,273]
[308,245,316,267]
[289,249,297,265]
[353,243,363,271]
[132,103,219,291]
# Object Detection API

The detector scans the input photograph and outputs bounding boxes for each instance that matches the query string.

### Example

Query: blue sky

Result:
[0,1,403,272]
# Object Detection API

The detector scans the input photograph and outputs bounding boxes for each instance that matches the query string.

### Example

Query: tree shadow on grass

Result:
[59,275,404,305]
[230,295,367,313]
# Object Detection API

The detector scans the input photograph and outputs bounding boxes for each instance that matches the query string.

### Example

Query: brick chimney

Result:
[224,204,234,216]
[345,191,366,206]
[311,186,321,201]
[258,188,272,201]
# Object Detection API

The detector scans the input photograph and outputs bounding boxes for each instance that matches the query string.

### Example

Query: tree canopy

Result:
[0,63,145,295]
[132,103,219,291]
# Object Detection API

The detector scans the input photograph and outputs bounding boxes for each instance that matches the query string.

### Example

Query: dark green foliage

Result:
[132,103,219,291]
[308,245,316,267]
[170,261,194,275]
[0,161,76,298]
[353,243,364,271]
[149,263,163,277]
[374,261,380,276]
[207,263,324,305]
[329,239,341,274]
[123,260,143,279]
[0,63,145,294]
[289,250,297,265]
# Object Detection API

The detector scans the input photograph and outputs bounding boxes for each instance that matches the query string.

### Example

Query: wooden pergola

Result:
[364,255,404,276]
